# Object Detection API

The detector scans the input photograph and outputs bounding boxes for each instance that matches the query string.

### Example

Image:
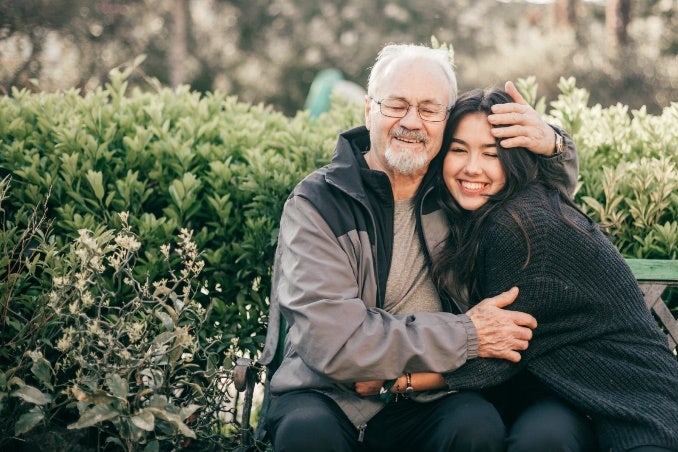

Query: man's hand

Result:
[488,81,557,156]
[466,287,537,363]
[354,379,385,397]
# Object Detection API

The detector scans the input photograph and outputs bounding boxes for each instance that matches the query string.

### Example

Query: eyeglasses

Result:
[370,97,450,123]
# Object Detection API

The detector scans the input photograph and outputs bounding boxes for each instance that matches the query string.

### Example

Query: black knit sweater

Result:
[442,184,678,451]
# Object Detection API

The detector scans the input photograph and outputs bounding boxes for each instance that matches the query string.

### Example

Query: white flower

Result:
[81,291,94,308]
[160,244,171,260]
[115,233,141,252]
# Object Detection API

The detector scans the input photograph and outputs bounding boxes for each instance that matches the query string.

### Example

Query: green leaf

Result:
[86,169,105,201]
[143,440,160,452]
[131,408,155,431]
[179,403,201,421]
[10,385,52,405]
[146,407,196,439]
[15,407,44,435]
[28,351,53,391]
[104,436,126,449]
[155,311,175,331]
[106,373,129,400]
[68,404,120,430]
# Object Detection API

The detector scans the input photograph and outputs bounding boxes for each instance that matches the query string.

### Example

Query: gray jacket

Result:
[260,125,578,431]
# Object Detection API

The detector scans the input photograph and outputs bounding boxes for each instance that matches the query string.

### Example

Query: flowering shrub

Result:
[1,199,238,450]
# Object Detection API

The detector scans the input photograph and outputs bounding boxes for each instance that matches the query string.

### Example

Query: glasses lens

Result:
[376,98,447,122]
[418,102,447,122]
[379,99,409,118]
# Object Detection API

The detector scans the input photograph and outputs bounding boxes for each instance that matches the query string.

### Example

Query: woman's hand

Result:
[354,379,385,397]
[355,372,446,397]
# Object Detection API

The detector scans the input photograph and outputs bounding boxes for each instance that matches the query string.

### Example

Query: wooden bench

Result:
[626,259,678,350]
[232,258,678,450]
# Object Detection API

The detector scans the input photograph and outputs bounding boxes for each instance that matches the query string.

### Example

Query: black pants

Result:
[482,371,598,452]
[266,390,505,452]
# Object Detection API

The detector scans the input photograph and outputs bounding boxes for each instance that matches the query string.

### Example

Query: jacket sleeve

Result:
[274,195,478,382]
[539,125,579,198]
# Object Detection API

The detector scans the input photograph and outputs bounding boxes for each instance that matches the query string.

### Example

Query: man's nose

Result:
[398,105,424,128]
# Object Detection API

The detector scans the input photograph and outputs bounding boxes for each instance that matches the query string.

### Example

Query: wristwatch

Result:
[405,373,414,397]
[553,130,564,156]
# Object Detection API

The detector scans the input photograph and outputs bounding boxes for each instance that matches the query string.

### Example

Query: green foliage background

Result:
[0,66,676,448]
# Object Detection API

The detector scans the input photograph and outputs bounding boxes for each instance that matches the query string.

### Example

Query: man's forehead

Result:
[376,58,451,104]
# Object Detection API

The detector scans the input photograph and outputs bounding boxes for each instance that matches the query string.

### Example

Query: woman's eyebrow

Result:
[451,137,496,148]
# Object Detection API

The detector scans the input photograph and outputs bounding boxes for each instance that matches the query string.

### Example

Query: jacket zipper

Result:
[357,423,367,442]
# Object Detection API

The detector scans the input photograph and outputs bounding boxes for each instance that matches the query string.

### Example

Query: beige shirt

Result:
[384,199,442,315]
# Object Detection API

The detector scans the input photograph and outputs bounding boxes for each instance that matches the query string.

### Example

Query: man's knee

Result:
[266,392,355,452]
[272,414,345,451]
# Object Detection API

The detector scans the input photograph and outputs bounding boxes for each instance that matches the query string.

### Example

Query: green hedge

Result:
[0,66,361,357]
[0,69,675,448]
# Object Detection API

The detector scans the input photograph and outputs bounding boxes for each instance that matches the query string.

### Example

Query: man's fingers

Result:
[503,350,523,363]
[505,80,527,105]
[515,339,530,351]
[504,311,538,331]
[467,287,538,361]
[488,111,526,126]
[481,287,519,308]
[470,287,537,329]
[490,124,531,138]
[487,108,555,156]
[490,125,535,149]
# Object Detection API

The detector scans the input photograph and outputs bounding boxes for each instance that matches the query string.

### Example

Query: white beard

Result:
[385,146,428,175]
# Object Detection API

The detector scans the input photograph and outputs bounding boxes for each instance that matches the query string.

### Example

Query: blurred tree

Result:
[0,0,144,93]
[170,0,189,87]
[0,0,675,113]
[555,0,577,27]
[606,0,631,46]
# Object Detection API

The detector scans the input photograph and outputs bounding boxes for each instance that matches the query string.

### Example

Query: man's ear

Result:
[364,96,372,130]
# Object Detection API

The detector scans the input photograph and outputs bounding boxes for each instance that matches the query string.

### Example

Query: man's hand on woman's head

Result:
[466,287,537,363]
[487,81,558,156]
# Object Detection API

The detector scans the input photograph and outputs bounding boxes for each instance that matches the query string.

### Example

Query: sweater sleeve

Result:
[443,219,528,389]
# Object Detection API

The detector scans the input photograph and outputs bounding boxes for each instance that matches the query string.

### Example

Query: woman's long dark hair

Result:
[429,88,589,307]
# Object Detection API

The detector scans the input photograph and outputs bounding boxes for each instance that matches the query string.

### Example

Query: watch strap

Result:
[405,372,414,396]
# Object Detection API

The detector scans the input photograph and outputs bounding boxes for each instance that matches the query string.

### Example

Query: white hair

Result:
[367,44,458,106]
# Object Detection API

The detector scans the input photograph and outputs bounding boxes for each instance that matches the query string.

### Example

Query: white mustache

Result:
[391,128,429,144]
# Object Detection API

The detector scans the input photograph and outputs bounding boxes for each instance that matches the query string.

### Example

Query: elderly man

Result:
[260,44,579,451]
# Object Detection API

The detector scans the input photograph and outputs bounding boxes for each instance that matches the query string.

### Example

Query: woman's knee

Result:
[507,396,597,452]
[436,392,506,451]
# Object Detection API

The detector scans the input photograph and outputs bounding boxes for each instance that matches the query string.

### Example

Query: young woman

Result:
[400,88,678,451]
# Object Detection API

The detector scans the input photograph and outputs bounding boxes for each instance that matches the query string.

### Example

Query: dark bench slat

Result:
[638,283,677,350]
